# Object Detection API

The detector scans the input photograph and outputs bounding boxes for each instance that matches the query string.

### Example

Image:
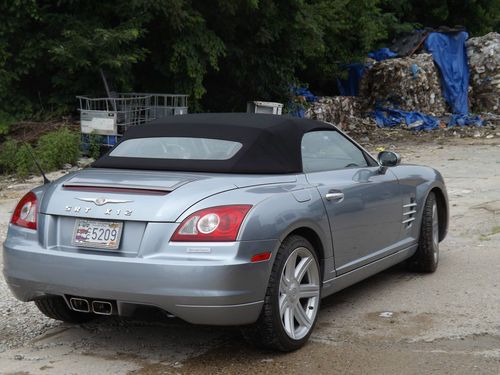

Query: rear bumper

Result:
[3,235,278,326]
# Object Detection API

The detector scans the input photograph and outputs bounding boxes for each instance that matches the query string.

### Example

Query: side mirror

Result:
[377,151,401,173]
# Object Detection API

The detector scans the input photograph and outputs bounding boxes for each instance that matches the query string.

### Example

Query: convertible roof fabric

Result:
[92,113,334,174]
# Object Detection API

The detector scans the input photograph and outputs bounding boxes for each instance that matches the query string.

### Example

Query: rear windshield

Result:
[109,137,243,160]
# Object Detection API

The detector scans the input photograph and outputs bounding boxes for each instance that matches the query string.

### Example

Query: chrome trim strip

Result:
[403,203,417,208]
[76,197,133,205]
[63,182,173,192]
[403,210,417,215]
[402,217,416,224]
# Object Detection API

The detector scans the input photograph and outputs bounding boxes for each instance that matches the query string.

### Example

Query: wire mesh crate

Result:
[77,93,188,147]
[121,93,188,118]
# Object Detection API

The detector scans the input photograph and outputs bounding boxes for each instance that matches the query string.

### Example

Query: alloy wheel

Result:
[279,247,320,340]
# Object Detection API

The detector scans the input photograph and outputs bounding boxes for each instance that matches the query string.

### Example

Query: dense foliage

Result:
[0,0,498,119]
[0,128,80,177]
[382,0,500,37]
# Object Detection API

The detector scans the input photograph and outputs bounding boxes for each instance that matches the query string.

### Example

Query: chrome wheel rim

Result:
[432,203,439,263]
[279,247,320,340]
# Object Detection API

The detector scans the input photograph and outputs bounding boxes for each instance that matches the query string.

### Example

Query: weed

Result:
[0,111,16,135]
[490,226,500,236]
[0,128,80,179]
[87,132,103,160]
[37,128,80,170]
[479,226,500,241]
[0,139,20,174]
[15,144,37,179]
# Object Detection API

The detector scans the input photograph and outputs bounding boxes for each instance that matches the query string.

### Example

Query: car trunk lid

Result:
[40,168,239,222]
[40,168,297,222]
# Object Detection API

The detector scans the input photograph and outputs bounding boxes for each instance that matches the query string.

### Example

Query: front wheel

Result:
[243,235,321,351]
[408,192,440,273]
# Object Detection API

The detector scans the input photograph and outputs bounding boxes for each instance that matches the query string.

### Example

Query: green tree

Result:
[0,1,44,116]
[0,0,498,118]
[193,0,396,109]
[382,0,500,37]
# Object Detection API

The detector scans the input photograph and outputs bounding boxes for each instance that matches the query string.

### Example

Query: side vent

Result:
[402,198,417,229]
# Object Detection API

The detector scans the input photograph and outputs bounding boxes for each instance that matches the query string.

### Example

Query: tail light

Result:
[171,205,252,242]
[11,192,38,230]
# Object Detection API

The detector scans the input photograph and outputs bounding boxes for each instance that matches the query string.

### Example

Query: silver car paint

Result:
[40,169,299,222]
[2,131,448,326]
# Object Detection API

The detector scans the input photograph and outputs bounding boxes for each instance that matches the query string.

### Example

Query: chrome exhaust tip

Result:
[69,297,90,313]
[92,300,113,315]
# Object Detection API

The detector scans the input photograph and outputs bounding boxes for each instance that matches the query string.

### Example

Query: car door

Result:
[303,130,403,275]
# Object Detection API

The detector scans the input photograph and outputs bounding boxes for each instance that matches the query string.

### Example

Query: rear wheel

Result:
[408,192,439,273]
[34,296,95,323]
[243,235,321,351]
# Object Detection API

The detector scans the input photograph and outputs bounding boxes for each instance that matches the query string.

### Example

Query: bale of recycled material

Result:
[359,53,448,115]
[466,32,500,114]
[304,96,363,130]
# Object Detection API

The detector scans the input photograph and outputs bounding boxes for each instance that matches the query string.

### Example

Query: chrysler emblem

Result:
[76,197,133,206]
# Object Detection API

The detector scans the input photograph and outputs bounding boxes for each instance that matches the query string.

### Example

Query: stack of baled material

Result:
[304,96,363,130]
[466,32,500,114]
[359,53,448,116]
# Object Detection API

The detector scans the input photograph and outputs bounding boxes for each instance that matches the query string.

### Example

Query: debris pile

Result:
[466,32,500,114]
[360,53,448,115]
[303,31,499,137]
[305,96,364,130]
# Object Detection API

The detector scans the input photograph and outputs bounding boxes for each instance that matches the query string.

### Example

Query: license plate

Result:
[72,219,123,250]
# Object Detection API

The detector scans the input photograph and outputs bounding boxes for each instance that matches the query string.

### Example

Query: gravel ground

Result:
[0,171,68,353]
[0,135,499,374]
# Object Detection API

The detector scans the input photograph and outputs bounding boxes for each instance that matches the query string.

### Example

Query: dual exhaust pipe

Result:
[69,297,113,315]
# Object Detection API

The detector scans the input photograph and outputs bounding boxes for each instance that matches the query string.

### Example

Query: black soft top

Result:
[92,113,334,174]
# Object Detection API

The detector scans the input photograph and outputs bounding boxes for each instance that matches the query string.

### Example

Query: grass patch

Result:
[0,128,80,179]
[490,226,500,237]
[479,226,500,241]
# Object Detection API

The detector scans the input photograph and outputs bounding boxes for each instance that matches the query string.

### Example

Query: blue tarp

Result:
[374,107,484,130]
[373,31,485,130]
[336,63,366,96]
[374,107,440,131]
[368,48,398,62]
[336,49,395,96]
[312,31,484,129]
[448,114,484,127]
[424,32,469,115]
[292,86,317,102]
[288,86,317,118]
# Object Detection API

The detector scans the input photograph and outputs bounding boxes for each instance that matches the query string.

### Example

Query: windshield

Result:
[109,137,243,160]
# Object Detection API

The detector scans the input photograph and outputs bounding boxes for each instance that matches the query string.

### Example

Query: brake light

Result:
[11,192,38,230]
[171,205,252,242]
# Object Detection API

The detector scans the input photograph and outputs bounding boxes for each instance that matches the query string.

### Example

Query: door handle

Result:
[325,192,344,201]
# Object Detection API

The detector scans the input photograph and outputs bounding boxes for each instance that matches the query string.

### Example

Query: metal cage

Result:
[77,93,188,148]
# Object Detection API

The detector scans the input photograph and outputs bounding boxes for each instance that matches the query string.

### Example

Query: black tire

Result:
[408,192,440,273]
[34,296,95,323]
[243,235,321,351]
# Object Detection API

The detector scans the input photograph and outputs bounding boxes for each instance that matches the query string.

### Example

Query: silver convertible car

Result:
[3,113,448,351]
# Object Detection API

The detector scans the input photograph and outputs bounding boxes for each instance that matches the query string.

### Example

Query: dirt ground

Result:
[0,134,499,374]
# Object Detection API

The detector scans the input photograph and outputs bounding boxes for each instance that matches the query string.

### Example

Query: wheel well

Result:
[430,187,448,241]
[286,227,325,274]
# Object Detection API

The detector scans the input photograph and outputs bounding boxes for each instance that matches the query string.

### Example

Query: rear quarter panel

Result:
[178,177,335,280]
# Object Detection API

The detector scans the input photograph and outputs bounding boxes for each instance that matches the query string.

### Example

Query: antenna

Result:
[22,142,50,184]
